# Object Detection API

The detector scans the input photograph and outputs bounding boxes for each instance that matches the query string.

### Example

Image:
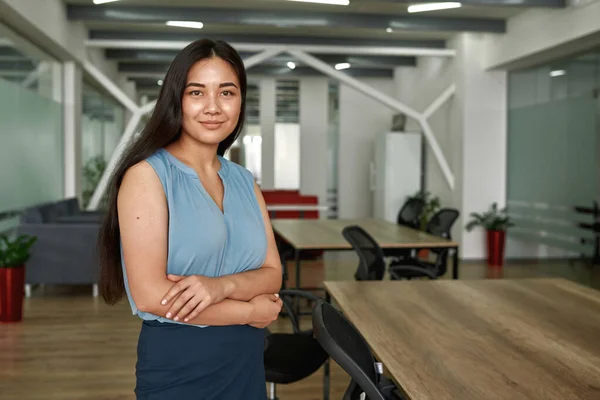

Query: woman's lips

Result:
[200,121,224,130]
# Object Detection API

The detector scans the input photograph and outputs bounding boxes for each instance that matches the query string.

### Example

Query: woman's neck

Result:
[165,137,220,174]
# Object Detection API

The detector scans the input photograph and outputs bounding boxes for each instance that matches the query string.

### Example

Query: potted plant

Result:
[465,202,514,267]
[0,234,37,323]
[407,190,441,231]
[407,190,441,259]
[82,155,107,209]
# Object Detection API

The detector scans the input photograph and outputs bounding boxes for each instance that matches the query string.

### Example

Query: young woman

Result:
[97,39,283,399]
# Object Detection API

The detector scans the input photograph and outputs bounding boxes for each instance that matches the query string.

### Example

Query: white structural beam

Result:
[83,59,139,114]
[21,63,50,88]
[242,47,285,68]
[87,111,142,210]
[289,49,455,189]
[85,40,456,57]
[423,84,456,120]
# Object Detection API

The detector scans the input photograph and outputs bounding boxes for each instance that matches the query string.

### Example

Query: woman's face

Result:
[180,57,242,147]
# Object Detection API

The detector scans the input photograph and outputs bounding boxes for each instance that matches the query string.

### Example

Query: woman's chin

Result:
[184,130,231,146]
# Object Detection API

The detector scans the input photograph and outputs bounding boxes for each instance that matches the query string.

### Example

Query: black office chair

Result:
[385,198,426,260]
[389,208,459,278]
[342,225,436,281]
[312,300,405,400]
[264,290,329,400]
[396,198,425,229]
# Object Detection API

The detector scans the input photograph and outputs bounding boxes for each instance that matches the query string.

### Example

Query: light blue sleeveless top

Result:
[121,148,268,327]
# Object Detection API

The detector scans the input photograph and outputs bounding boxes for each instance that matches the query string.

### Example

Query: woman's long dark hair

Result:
[98,39,247,304]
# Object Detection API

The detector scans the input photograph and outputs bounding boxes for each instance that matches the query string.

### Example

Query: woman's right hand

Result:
[248,293,283,328]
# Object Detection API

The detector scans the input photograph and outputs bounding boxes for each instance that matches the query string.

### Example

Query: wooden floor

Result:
[1,257,599,400]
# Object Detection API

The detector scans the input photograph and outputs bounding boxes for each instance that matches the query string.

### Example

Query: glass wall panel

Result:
[0,22,63,232]
[81,83,125,207]
[243,81,261,182]
[507,47,600,256]
[274,80,300,189]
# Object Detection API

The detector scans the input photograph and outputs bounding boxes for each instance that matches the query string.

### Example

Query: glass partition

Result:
[81,83,125,207]
[274,80,300,189]
[0,22,63,232]
[507,48,600,255]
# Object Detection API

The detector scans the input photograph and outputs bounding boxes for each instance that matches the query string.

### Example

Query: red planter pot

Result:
[486,230,506,267]
[0,265,25,323]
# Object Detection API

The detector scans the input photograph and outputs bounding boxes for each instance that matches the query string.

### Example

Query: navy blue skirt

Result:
[135,320,267,400]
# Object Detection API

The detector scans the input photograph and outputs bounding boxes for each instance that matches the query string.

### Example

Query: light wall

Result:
[337,78,396,218]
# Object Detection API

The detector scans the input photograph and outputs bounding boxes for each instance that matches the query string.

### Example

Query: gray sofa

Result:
[16,198,106,296]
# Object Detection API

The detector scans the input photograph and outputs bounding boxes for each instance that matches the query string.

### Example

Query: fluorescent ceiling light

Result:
[166,21,204,29]
[287,61,296,70]
[335,62,351,70]
[93,0,120,4]
[549,69,566,77]
[287,0,350,5]
[407,2,462,13]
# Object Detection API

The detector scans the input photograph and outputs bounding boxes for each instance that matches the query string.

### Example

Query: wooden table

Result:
[272,218,460,290]
[324,278,600,400]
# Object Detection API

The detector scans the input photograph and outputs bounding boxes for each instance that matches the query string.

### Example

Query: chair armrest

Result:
[278,290,323,333]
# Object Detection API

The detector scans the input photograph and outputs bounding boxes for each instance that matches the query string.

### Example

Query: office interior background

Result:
[1,0,600,399]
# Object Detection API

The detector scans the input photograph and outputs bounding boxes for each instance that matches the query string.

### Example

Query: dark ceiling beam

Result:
[68,5,505,33]
[94,31,446,49]
[0,60,36,71]
[371,0,565,7]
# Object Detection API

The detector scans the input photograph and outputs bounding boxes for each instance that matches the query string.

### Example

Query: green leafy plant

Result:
[82,155,107,208]
[408,190,441,231]
[465,202,514,232]
[0,234,37,268]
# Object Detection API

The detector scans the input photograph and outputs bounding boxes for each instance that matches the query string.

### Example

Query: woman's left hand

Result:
[161,275,228,322]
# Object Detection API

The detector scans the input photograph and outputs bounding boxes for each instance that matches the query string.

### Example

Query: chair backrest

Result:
[312,300,386,400]
[425,208,460,272]
[426,208,460,240]
[397,198,425,229]
[342,225,386,281]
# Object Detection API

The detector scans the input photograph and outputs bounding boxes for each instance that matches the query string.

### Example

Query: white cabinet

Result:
[371,131,422,223]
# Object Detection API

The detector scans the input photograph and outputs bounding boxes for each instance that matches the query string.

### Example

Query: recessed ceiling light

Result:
[386,27,393,33]
[549,69,566,77]
[287,0,350,5]
[166,21,204,29]
[407,2,462,13]
[93,0,120,4]
[287,61,296,70]
[335,63,351,70]
[157,79,164,86]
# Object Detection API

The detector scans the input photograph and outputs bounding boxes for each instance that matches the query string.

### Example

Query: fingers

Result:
[182,299,211,322]
[161,276,191,305]
[270,293,279,302]
[165,288,196,320]
[167,274,185,282]
[176,296,206,323]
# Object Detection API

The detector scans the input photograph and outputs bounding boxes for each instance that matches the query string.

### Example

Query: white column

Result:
[299,77,328,206]
[62,61,82,199]
[457,33,507,259]
[260,78,276,190]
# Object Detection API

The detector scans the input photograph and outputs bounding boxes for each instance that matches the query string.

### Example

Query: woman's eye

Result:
[222,91,233,96]
[190,90,201,96]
